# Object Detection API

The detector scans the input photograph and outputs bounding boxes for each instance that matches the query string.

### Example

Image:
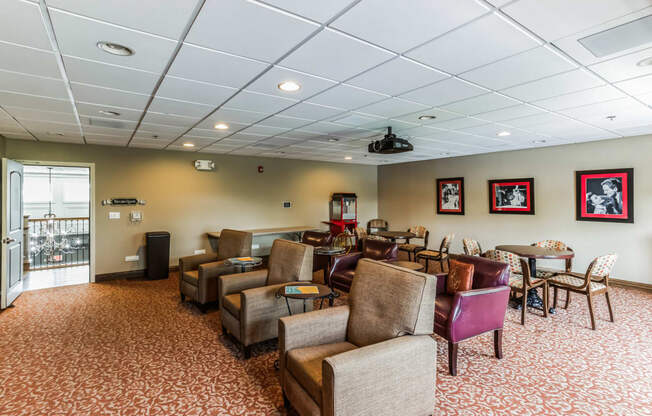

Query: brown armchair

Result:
[366,218,388,234]
[328,239,398,293]
[179,229,252,312]
[279,259,437,416]
[219,239,314,358]
[301,230,333,274]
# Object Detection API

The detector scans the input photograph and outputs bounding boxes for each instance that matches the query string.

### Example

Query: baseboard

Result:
[610,278,652,292]
[96,265,179,282]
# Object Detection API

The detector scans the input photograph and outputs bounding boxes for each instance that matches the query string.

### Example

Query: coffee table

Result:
[226,256,263,273]
[276,282,338,314]
[371,231,416,242]
[390,260,425,272]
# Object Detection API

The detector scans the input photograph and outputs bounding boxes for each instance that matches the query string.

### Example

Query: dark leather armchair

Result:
[328,239,398,293]
[434,254,511,376]
[301,231,332,274]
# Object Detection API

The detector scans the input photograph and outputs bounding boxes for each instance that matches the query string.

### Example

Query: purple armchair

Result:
[328,239,398,293]
[434,254,510,376]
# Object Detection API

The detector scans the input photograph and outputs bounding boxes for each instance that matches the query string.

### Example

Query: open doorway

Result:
[23,165,90,290]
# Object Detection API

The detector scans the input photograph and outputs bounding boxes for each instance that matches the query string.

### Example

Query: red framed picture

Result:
[576,168,634,223]
[436,177,464,215]
[488,178,535,215]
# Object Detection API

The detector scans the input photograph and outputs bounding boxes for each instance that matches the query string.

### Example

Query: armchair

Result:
[218,239,314,358]
[301,230,333,274]
[434,254,511,375]
[179,229,252,312]
[366,218,388,234]
[328,238,398,293]
[279,259,437,416]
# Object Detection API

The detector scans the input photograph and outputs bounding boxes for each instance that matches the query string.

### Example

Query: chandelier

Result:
[29,168,81,262]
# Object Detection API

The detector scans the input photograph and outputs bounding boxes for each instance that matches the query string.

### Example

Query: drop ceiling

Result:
[1,0,651,165]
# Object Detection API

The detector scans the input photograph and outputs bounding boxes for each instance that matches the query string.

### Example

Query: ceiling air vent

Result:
[86,117,127,129]
[578,15,652,58]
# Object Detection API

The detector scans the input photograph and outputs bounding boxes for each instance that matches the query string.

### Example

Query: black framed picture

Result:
[488,178,535,215]
[575,168,634,223]
[436,177,464,215]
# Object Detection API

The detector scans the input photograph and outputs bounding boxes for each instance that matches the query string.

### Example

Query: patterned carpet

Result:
[0,272,650,416]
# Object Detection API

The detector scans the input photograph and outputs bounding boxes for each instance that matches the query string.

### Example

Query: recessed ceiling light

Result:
[96,41,134,56]
[214,122,229,130]
[497,131,511,137]
[606,115,616,121]
[99,110,120,117]
[532,139,547,144]
[328,138,339,142]
[183,142,195,148]
[277,81,301,92]
[344,156,352,160]
[636,57,652,67]
[418,115,437,120]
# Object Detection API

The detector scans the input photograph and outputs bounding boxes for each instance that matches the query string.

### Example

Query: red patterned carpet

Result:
[0,273,650,416]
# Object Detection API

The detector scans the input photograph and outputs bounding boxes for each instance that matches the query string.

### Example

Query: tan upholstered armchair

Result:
[179,229,252,312]
[279,259,437,416]
[219,239,314,358]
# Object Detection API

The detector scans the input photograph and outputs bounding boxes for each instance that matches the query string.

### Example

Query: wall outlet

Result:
[109,212,120,219]
[194,249,206,255]
[125,255,139,262]
[252,243,260,249]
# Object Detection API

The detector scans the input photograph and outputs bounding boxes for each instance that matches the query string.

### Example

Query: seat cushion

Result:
[182,270,199,285]
[286,342,358,405]
[416,250,442,259]
[331,269,354,285]
[223,294,241,318]
[549,274,606,292]
[435,294,453,326]
[446,259,474,294]
[399,243,424,252]
[509,274,542,289]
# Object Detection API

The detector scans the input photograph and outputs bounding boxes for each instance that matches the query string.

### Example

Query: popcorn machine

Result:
[323,193,358,236]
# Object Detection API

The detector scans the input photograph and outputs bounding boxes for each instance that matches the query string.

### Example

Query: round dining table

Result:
[371,231,416,242]
[495,245,575,313]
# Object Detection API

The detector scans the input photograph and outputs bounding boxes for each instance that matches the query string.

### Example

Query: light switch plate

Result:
[125,255,139,262]
[194,249,206,255]
[109,212,120,219]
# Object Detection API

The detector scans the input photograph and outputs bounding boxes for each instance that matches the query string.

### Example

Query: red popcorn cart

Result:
[323,193,358,236]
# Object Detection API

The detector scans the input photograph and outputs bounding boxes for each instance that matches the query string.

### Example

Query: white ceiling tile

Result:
[200,108,267,127]
[474,104,544,122]
[0,42,61,78]
[258,115,313,129]
[46,0,201,39]
[0,91,73,113]
[62,56,159,94]
[128,138,169,149]
[279,28,395,81]
[347,57,448,96]
[49,9,177,73]
[169,136,216,147]
[406,13,540,74]
[80,115,137,131]
[559,97,652,130]
[83,124,135,138]
[261,136,303,146]
[0,132,34,141]
[260,0,356,23]
[275,129,322,140]
[442,93,520,115]
[84,134,130,146]
[615,74,652,95]
[155,76,236,107]
[391,108,461,125]
[76,102,142,121]
[459,123,525,138]
[329,113,384,127]
[460,46,577,90]
[239,124,290,136]
[20,119,79,134]
[247,66,337,100]
[71,82,149,109]
[331,0,489,52]
[355,97,430,118]
[221,133,266,144]
[637,91,652,106]
[278,102,345,120]
[588,47,652,83]
[186,0,318,62]
[430,117,488,130]
[399,77,487,106]
[487,0,513,7]
[227,90,297,113]
[141,111,199,127]
[502,0,652,41]
[1,0,52,50]
[531,85,626,111]
[148,97,213,118]
[199,143,240,154]
[0,70,68,99]
[501,69,605,101]
[187,126,240,139]
[614,123,652,137]
[6,107,76,124]
[309,84,387,110]
[503,112,572,129]
[35,133,84,144]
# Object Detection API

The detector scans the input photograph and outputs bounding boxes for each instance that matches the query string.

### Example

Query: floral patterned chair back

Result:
[533,240,568,251]
[462,238,482,256]
[588,253,618,279]
[484,249,523,277]
[440,233,454,253]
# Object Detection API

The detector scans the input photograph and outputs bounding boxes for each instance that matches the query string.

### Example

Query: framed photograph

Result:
[488,178,535,215]
[575,168,634,223]
[436,177,464,215]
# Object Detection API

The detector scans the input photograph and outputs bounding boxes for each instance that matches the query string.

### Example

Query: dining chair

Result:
[398,225,429,261]
[531,240,574,307]
[366,218,388,234]
[415,233,454,273]
[484,249,548,325]
[547,253,617,330]
[462,238,483,256]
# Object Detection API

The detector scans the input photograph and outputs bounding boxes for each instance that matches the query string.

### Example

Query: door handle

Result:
[2,237,16,244]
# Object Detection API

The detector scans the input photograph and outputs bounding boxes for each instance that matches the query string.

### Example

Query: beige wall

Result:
[378,134,652,284]
[7,139,378,275]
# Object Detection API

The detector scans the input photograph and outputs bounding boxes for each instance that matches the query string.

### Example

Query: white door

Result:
[1,158,23,309]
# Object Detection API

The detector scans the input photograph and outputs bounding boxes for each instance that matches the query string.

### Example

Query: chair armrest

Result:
[328,252,362,280]
[448,286,511,343]
[198,260,236,280]
[218,269,268,298]
[279,306,350,389]
[322,336,436,416]
[435,273,447,295]
[179,253,218,273]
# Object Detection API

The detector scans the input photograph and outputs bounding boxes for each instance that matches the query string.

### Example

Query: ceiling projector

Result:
[368,127,414,154]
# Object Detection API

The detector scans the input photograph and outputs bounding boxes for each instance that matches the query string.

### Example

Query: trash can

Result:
[145,231,170,280]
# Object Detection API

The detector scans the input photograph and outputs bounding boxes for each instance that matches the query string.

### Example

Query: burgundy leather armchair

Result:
[301,230,334,274]
[435,254,511,376]
[328,239,398,293]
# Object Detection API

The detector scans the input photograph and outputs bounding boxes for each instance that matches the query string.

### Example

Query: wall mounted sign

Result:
[101,198,146,206]
[488,178,535,215]
[575,168,633,223]
[436,177,464,215]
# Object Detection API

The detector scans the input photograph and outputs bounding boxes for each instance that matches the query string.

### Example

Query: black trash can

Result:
[145,231,170,280]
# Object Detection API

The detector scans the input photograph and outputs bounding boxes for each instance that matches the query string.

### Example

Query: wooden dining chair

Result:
[462,238,483,256]
[531,240,573,307]
[484,249,548,325]
[547,254,617,330]
[416,233,454,273]
[398,225,429,261]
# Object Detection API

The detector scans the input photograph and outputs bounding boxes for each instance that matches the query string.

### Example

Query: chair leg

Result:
[439,259,444,273]
[221,325,227,334]
[283,393,290,410]
[494,329,503,359]
[553,286,558,309]
[243,345,252,359]
[424,258,429,273]
[564,289,571,309]
[198,303,208,314]
[448,341,458,376]
[542,284,549,318]
[605,291,615,322]
[180,293,185,302]
[520,288,527,325]
[586,293,596,330]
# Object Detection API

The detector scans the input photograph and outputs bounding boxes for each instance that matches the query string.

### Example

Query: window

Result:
[63,178,90,203]
[23,177,50,203]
